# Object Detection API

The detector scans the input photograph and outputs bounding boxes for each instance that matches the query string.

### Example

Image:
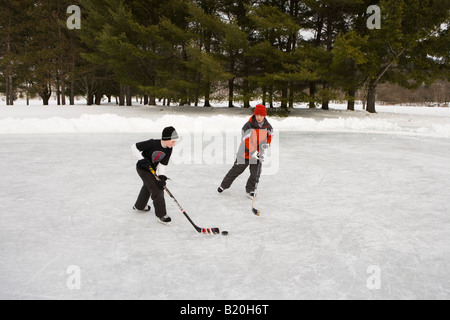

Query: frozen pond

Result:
[1,131,449,299]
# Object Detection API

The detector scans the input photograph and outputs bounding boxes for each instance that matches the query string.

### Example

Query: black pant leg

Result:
[246,162,262,193]
[135,168,167,218]
[134,184,150,210]
[220,159,249,190]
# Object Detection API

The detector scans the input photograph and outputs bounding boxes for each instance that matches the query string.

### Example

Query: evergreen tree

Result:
[14,0,84,105]
[220,19,249,107]
[334,0,450,113]
[81,0,193,106]
[186,1,233,107]
[247,2,302,108]
[0,0,35,105]
[4,0,447,109]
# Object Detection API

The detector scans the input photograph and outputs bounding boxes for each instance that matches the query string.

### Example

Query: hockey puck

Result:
[221,231,229,236]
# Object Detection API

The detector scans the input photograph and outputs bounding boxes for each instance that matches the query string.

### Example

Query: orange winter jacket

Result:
[237,116,273,160]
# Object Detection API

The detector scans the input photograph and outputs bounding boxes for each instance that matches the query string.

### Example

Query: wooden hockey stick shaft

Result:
[252,160,262,216]
[149,166,220,234]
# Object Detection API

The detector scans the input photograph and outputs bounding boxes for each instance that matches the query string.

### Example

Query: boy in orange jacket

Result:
[218,104,273,198]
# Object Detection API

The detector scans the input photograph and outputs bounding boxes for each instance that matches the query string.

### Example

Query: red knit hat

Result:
[254,104,267,117]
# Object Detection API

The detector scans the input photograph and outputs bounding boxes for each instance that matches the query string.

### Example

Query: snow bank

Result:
[1,113,450,137]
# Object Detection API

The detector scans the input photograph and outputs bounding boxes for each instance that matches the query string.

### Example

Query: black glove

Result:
[156,175,168,189]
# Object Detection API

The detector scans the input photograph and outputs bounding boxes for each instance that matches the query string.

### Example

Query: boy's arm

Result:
[131,144,144,160]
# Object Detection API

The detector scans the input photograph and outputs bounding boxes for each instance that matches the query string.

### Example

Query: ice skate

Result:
[157,215,172,226]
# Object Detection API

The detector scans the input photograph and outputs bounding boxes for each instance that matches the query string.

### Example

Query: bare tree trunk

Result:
[347,89,356,111]
[309,82,316,108]
[243,78,250,108]
[6,67,14,105]
[56,2,63,106]
[228,56,236,108]
[289,82,294,108]
[26,82,30,105]
[6,16,14,105]
[119,84,125,106]
[149,95,156,106]
[262,86,267,106]
[56,71,61,105]
[70,80,75,105]
[281,86,288,109]
[61,77,66,105]
[308,15,323,109]
[204,83,211,107]
[365,48,406,113]
[70,56,75,105]
[5,70,11,105]
[322,83,329,110]
[41,85,52,105]
[322,15,333,111]
[126,86,132,106]
[228,77,235,108]
[149,76,156,105]
[87,89,94,106]
[366,82,377,114]
[95,92,103,105]
[269,86,274,108]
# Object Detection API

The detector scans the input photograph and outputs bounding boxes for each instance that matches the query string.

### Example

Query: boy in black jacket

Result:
[131,126,179,225]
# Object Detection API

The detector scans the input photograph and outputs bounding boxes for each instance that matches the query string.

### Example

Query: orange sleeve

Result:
[245,130,258,156]
[267,131,273,145]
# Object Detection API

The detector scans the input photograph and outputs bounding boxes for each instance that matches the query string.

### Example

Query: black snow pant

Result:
[134,168,167,218]
[220,159,261,193]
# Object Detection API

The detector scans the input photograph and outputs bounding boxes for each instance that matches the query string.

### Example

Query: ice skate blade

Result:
[157,219,171,226]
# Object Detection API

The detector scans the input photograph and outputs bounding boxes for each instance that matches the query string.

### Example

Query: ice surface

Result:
[1,103,449,300]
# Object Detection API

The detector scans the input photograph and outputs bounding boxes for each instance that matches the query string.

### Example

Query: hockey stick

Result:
[149,167,220,235]
[251,160,263,216]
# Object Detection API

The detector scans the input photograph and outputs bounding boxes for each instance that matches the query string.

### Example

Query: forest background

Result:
[1,0,449,113]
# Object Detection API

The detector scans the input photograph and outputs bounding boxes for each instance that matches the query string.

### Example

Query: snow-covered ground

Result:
[1,100,449,300]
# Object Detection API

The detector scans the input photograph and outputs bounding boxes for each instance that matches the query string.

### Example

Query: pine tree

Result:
[14,0,84,105]
[220,20,249,107]
[247,2,303,108]
[81,0,193,106]
[334,0,450,113]
[0,0,35,105]
[186,1,233,107]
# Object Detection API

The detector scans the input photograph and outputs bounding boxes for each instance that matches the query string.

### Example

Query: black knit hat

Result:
[162,126,179,141]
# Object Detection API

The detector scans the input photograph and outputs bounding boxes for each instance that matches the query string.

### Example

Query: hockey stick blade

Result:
[252,208,260,216]
[179,209,221,235]
[149,167,221,235]
[201,227,221,235]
